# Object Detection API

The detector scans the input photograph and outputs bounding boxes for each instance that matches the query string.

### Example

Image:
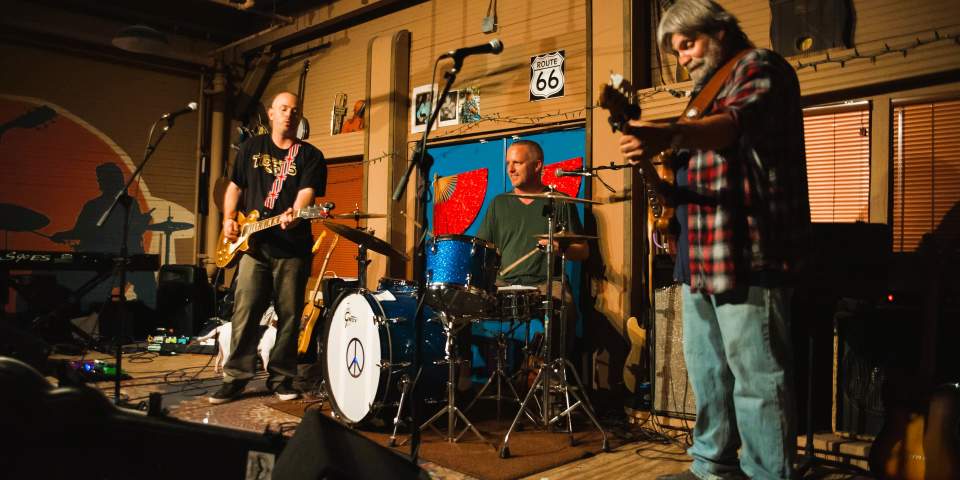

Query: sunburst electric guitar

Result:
[215,205,325,268]
[297,233,339,356]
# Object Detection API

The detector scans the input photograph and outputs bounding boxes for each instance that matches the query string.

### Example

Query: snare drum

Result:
[425,235,500,315]
[496,285,542,321]
[323,288,446,426]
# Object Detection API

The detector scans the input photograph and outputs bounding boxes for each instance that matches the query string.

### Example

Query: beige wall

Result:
[0,41,201,265]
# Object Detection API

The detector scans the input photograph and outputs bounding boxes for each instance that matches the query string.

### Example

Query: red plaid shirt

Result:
[684,48,811,294]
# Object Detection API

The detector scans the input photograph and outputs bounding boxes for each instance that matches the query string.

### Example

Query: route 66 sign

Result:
[530,50,565,100]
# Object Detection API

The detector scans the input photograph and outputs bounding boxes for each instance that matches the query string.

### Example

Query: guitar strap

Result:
[263,142,301,210]
[680,49,751,121]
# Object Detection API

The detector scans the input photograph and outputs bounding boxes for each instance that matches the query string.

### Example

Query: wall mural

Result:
[0,95,195,312]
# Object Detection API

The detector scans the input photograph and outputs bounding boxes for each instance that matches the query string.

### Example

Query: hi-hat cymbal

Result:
[323,220,408,261]
[146,220,193,233]
[534,232,598,242]
[329,211,387,220]
[504,191,601,205]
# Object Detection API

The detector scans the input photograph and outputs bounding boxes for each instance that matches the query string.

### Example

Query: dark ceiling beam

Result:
[226,0,428,55]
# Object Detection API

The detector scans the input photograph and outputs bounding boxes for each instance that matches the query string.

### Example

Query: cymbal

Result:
[323,220,408,261]
[146,220,194,233]
[0,203,50,231]
[329,211,387,220]
[504,191,601,205]
[534,232,598,242]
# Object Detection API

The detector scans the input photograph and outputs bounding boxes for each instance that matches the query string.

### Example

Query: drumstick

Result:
[499,247,540,277]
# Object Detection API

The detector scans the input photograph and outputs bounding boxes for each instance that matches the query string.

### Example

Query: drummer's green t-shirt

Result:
[475,191,583,286]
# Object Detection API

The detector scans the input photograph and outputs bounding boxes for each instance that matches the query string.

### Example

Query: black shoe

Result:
[209,381,246,405]
[273,383,301,401]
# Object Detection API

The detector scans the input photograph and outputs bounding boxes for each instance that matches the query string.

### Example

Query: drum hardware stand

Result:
[419,312,490,446]
[388,372,414,447]
[464,325,523,420]
[499,190,608,458]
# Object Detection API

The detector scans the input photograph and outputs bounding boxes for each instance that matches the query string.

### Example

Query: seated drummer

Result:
[476,140,588,354]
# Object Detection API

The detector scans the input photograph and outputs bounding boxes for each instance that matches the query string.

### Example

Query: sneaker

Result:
[209,381,246,404]
[273,383,301,401]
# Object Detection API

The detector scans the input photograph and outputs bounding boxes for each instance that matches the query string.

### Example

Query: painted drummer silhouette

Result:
[51,162,157,309]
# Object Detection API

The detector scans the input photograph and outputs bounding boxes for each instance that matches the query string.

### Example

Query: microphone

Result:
[556,169,593,177]
[160,102,198,120]
[439,39,504,60]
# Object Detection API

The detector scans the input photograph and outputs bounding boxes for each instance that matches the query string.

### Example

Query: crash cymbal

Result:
[0,203,50,231]
[329,211,387,220]
[323,220,408,261]
[146,220,193,233]
[534,232,598,242]
[504,191,601,205]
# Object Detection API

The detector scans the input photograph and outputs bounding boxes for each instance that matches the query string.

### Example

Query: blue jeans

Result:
[682,284,797,480]
[223,252,309,390]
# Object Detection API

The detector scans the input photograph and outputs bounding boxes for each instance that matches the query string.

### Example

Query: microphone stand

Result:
[392,54,464,463]
[96,115,179,406]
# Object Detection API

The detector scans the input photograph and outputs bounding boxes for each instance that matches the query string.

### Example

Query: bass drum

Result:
[323,288,446,427]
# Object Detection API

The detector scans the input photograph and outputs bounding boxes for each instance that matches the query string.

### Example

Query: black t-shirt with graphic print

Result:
[230,134,327,258]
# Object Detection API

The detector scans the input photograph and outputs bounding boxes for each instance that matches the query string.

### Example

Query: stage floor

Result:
[49,350,871,479]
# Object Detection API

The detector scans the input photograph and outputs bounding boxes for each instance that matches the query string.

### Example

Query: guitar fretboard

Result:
[244,209,307,234]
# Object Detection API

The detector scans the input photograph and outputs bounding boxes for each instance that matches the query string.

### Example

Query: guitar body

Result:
[215,210,259,268]
[297,302,323,356]
[296,233,337,357]
[869,406,928,480]
[869,384,960,480]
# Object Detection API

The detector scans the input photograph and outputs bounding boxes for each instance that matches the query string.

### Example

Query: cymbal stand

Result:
[419,312,489,445]
[499,191,608,458]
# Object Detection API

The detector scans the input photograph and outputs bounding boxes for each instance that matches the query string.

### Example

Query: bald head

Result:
[268,91,300,139]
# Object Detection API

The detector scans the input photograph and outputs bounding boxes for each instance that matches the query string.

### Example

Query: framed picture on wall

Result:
[411,83,436,133]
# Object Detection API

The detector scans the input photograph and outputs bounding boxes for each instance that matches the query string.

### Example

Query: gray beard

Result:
[690,41,724,87]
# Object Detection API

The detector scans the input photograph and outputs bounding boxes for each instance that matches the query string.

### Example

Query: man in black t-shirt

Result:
[210,91,327,404]
[476,140,588,354]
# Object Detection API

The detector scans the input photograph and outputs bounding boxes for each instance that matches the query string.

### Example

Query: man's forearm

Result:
[223,183,242,221]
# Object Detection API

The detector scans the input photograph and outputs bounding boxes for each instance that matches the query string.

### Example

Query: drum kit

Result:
[314,190,608,456]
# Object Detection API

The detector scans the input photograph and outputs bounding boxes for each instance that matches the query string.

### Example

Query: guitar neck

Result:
[246,209,304,234]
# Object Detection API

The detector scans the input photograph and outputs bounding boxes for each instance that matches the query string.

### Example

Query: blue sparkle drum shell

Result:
[323,288,446,427]
[424,234,500,315]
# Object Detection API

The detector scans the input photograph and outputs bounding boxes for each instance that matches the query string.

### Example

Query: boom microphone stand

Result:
[392,53,464,463]
[97,109,192,405]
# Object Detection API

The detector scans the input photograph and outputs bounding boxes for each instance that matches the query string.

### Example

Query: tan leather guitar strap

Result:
[681,49,751,121]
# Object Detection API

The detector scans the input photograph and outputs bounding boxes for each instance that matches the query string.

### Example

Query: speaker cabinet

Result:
[273,410,428,480]
[653,284,697,418]
[156,265,213,337]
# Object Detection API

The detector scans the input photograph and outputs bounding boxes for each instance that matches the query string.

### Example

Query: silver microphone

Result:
[555,169,593,177]
[160,102,198,120]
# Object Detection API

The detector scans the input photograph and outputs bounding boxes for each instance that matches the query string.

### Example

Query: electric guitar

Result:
[598,74,677,254]
[214,205,325,268]
[869,236,960,479]
[0,105,56,142]
[297,233,339,356]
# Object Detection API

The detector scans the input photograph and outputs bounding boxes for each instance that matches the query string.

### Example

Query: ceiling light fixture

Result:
[112,25,171,55]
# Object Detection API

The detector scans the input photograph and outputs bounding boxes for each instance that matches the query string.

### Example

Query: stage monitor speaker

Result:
[156,264,213,337]
[273,410,428,480]
[653,283,697,418]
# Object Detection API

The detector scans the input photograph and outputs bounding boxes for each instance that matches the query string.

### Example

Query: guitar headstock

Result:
[598,73,640,134]
[299,204,324,219]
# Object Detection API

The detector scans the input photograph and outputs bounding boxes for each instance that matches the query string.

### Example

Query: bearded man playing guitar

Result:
[210,91,327,404]
[618,1,810,479]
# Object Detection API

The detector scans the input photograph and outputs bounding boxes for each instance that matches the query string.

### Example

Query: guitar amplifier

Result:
[653,283,697,418]
[156,265,214,337]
